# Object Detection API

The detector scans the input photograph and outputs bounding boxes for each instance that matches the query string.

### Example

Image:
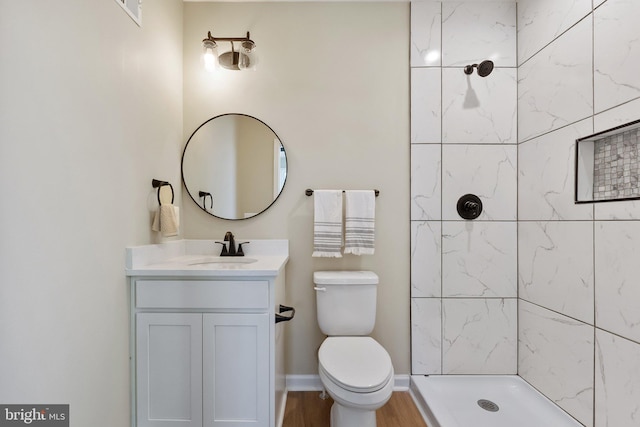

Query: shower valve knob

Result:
[457,194,483,220]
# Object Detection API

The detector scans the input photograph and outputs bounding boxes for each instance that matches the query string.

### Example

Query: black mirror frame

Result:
[181,113,288,220]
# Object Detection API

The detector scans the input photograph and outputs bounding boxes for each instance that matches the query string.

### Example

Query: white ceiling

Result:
[184,0,517,2]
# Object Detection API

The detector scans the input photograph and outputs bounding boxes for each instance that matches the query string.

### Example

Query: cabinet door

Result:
[203,313,270,427]
[136,313,203,427]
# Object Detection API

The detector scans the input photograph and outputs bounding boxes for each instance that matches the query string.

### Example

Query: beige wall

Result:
[0,3,409,424]
[236,117,274,216]
[183,2,411,375]
[0,1,183,425]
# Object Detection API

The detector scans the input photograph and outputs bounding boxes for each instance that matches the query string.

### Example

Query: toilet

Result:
[314,271,394,427]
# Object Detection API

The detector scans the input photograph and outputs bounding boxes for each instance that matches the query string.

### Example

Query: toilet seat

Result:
[319,337,393,393]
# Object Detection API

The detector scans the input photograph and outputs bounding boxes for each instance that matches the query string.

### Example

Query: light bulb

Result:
[238,41,256,71]
[203,49,216,72]
[202,40,218,72]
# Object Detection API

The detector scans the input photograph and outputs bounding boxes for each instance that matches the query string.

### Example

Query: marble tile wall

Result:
[593,0,640,113]
[517,1,640,426]
[443,221,517,298]
[518,221,594,324]
[517,0,592,66]
[595,330,640,427]
[442,68,517,143]
[518,118,594,220]
[518,16,592,142]
[411,1,640,426]
[518,301,594,426]
[410,1,517,376]
[441,145,516,220]
[594,221,640,343]
[441,2,516,67]
[442,298,517,374]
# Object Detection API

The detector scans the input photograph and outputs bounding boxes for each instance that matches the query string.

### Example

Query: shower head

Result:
[464,60,494,77]
[477,60,494,77]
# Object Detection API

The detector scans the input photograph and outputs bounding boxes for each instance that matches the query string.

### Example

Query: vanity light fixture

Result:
[202,31,257,71]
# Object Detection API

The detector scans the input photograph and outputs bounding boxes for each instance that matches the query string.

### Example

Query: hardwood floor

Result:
[282,391,429,427]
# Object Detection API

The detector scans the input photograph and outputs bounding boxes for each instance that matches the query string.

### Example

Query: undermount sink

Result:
[187,256,258,266]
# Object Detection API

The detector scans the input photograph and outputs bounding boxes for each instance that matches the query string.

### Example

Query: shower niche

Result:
[575,119,640,203]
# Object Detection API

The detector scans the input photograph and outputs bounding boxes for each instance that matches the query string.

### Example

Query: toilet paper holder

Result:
[275,304,295,323]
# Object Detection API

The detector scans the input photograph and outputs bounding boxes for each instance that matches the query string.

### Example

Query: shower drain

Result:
[477,399,500,412]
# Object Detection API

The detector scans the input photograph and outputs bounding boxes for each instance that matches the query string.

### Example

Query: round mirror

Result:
[181,114,287,220]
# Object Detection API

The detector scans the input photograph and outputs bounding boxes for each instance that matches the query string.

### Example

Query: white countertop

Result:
[125,239,289,278]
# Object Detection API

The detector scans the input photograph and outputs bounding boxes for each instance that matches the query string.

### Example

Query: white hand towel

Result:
[312,190,343,258]
[152,205,179,237]
[344,190,375,255]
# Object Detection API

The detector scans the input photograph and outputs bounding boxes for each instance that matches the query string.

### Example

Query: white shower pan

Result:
[410,375,583,427]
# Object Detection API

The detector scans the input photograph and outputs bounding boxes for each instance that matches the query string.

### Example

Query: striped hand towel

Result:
[344,190,375,255]
[312,190,343,258]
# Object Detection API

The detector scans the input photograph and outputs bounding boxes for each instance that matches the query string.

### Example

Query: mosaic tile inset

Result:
[593,128,640,200]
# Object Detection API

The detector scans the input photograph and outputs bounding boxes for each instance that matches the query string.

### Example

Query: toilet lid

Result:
[319,337,393,393]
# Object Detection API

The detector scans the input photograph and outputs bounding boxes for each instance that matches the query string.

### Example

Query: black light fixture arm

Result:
[203,31,254,45]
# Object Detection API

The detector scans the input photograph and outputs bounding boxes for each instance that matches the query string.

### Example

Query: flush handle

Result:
[313,286,326,292]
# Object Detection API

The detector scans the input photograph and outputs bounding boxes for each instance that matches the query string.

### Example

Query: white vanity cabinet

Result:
[126,240,289,427]
[202,313,270,426]
[136,312,270,426]
[136,312,204,427]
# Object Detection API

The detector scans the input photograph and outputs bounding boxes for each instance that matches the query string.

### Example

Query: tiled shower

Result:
[410,0,518,374]
[410,1,640,426]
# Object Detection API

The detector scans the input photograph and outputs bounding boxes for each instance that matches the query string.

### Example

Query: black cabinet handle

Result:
[275,305,295,323]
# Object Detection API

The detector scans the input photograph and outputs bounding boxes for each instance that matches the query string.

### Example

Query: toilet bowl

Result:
[319,336,394,425]
[314,271,394,427]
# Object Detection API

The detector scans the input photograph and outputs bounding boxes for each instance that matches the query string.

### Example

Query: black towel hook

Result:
[152,179,174,205]
[199,191,213,210]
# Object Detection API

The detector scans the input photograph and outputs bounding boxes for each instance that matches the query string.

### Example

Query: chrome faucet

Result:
[216,231,248,256]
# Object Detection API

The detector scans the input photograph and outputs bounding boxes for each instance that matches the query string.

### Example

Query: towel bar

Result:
[305,189,379,197]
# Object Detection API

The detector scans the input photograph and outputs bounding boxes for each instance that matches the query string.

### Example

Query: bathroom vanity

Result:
[125,239,289,427]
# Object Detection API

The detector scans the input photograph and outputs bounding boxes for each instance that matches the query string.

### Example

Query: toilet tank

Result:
[314,271,378,336]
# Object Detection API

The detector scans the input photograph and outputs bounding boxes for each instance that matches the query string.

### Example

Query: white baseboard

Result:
[394,374,410,390]
[286,375,324,391]
[276,389,288,427]
[286,374,411,392]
